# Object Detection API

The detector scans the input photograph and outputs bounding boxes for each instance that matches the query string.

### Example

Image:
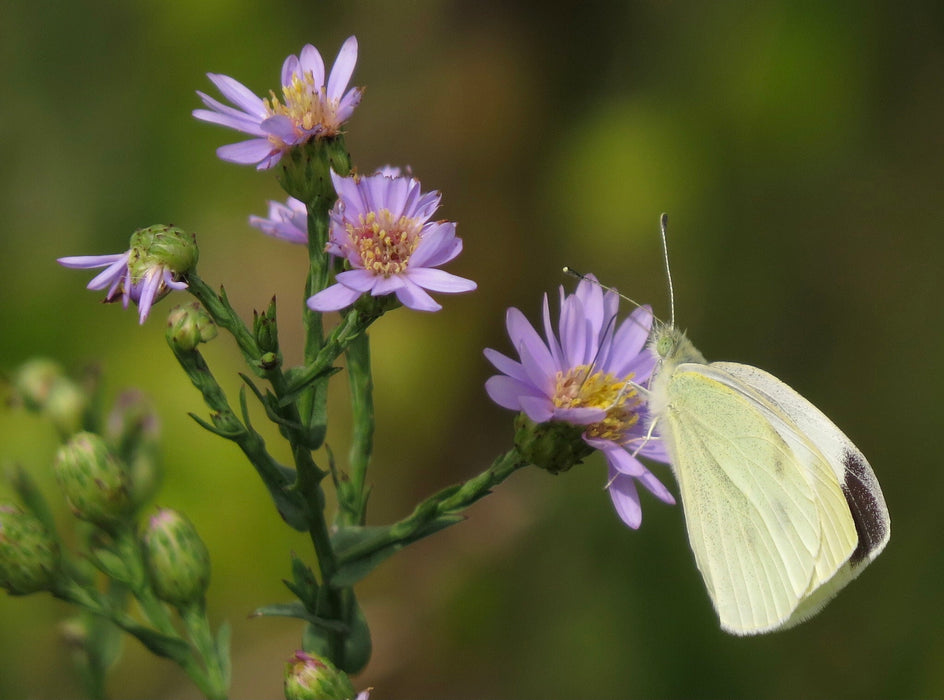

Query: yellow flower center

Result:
[264,70,340,142]
[347,209,422,277]
[552,364,641,443]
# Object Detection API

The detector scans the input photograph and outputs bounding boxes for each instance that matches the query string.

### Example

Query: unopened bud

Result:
[10,359,88,435]
[514,413,594,475]
[142,509,210,606]
[54,432,133,527]
[128,224,198,281]
[0,503,60,594]
[283,650,356,700]
[166,303,217,352]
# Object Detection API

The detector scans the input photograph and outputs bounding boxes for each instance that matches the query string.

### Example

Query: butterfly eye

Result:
[656,333,674,359]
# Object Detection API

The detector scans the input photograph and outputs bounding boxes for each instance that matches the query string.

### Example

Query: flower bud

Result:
[166,303,217,352]
[283,650,356,700]
[514,413,594,475]
[10,359,88,435]
[141,509,210,606]
[277,137,352,206]
[54,432,133,527]
[0,503,60,594]
[128,224,199,280]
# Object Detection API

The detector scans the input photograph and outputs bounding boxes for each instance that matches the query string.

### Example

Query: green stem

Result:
[337,448,530,567]
[185,272,262,371]
[181,602,228,700]
[338,331,373,527]
[169,344,307,530]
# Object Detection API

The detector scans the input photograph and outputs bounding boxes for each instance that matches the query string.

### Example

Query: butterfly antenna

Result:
[562,267,646,310]
[660,213,676,328]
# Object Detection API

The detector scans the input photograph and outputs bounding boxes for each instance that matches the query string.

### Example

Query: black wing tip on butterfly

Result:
[841,449,889,565]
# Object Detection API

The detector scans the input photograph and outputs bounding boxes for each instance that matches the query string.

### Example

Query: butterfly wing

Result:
[659,363,858,634]
[709,362,890,627]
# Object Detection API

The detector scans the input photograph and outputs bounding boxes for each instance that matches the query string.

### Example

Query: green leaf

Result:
[121,623,191,661]
[251,602,348,633]
[90,548,133,584]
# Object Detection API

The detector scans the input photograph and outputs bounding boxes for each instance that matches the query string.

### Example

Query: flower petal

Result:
[307,283,362,311]
[607,469,642,529]
[395,278,441,312]
[327,36,358,102]
[404,267,476,294]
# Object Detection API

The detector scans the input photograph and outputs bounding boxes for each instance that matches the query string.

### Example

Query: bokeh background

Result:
[2,1,942,697]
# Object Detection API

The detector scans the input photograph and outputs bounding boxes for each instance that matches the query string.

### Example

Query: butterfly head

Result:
[648,321,706,369]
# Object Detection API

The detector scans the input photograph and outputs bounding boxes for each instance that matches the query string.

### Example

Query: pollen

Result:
[345,209,422,277]
[265,70,339,139]
[552,365,641,443]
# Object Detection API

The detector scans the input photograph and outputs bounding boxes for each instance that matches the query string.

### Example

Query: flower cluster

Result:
[484,276,675,528]
[307,170,476,312]
[193,37,362,169]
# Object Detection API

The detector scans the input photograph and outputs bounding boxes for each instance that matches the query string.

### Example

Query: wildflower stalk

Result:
[332,448,530,578]
[337,330,373,527]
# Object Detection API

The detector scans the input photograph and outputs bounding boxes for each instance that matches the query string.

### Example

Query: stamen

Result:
[345,209,422,277]
[553,365,642,443]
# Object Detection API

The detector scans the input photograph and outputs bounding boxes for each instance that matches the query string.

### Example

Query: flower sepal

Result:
[514,413,594,475]
[0,503,61,595]
[277,135,352,207]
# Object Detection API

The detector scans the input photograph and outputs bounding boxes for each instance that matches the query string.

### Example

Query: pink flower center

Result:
[345,209,422,277]
[553,365,641,443]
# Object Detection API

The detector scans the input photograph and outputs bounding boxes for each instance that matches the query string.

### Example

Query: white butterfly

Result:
[608,215,889,635]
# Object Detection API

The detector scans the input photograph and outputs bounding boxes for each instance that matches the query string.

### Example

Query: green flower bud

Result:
[253,296,280,355]
[142,509,210,606]
[283,650,356,700]
[54,432,133,527]
[10,359,88,435]
[276,137,352,206]
[0,503,60,594]
[128,224,198,281]
[514,413,594,475]
[166,303,217,352]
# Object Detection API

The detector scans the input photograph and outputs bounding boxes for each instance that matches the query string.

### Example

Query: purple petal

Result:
[485,374,542,411]
[607,469,642,529]
[58,253,126,269]
[394,278,441,311]
[217,139,279,166]
[327,36,358,102]
[371,275,405,296]
[483,348,529,383]
[307,284,362,311]
[553,406,607,425]
[519,395,555,423]
[335,269,377,293]
[404,267,476,294]
[206,73,266,116]
[298,44,326,87]
[410,222,461,267]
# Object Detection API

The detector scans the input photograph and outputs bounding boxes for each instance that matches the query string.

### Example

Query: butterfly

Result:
[577,215,890,635]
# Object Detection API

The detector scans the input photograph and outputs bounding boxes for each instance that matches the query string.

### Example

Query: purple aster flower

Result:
[249,196,308,244]
[58,225,197,324]
[306,171,477,313]
[484,276,675,529]
[193,36,363,170]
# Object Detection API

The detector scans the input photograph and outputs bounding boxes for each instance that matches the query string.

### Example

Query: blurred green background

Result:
[2,0,942,697]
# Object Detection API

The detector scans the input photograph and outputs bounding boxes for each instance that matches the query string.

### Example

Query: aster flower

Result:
[58,225,197,324]
[193,36,363,170]
[306,171,476,313]
[249,196,309,244]
[484,276,675,528]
